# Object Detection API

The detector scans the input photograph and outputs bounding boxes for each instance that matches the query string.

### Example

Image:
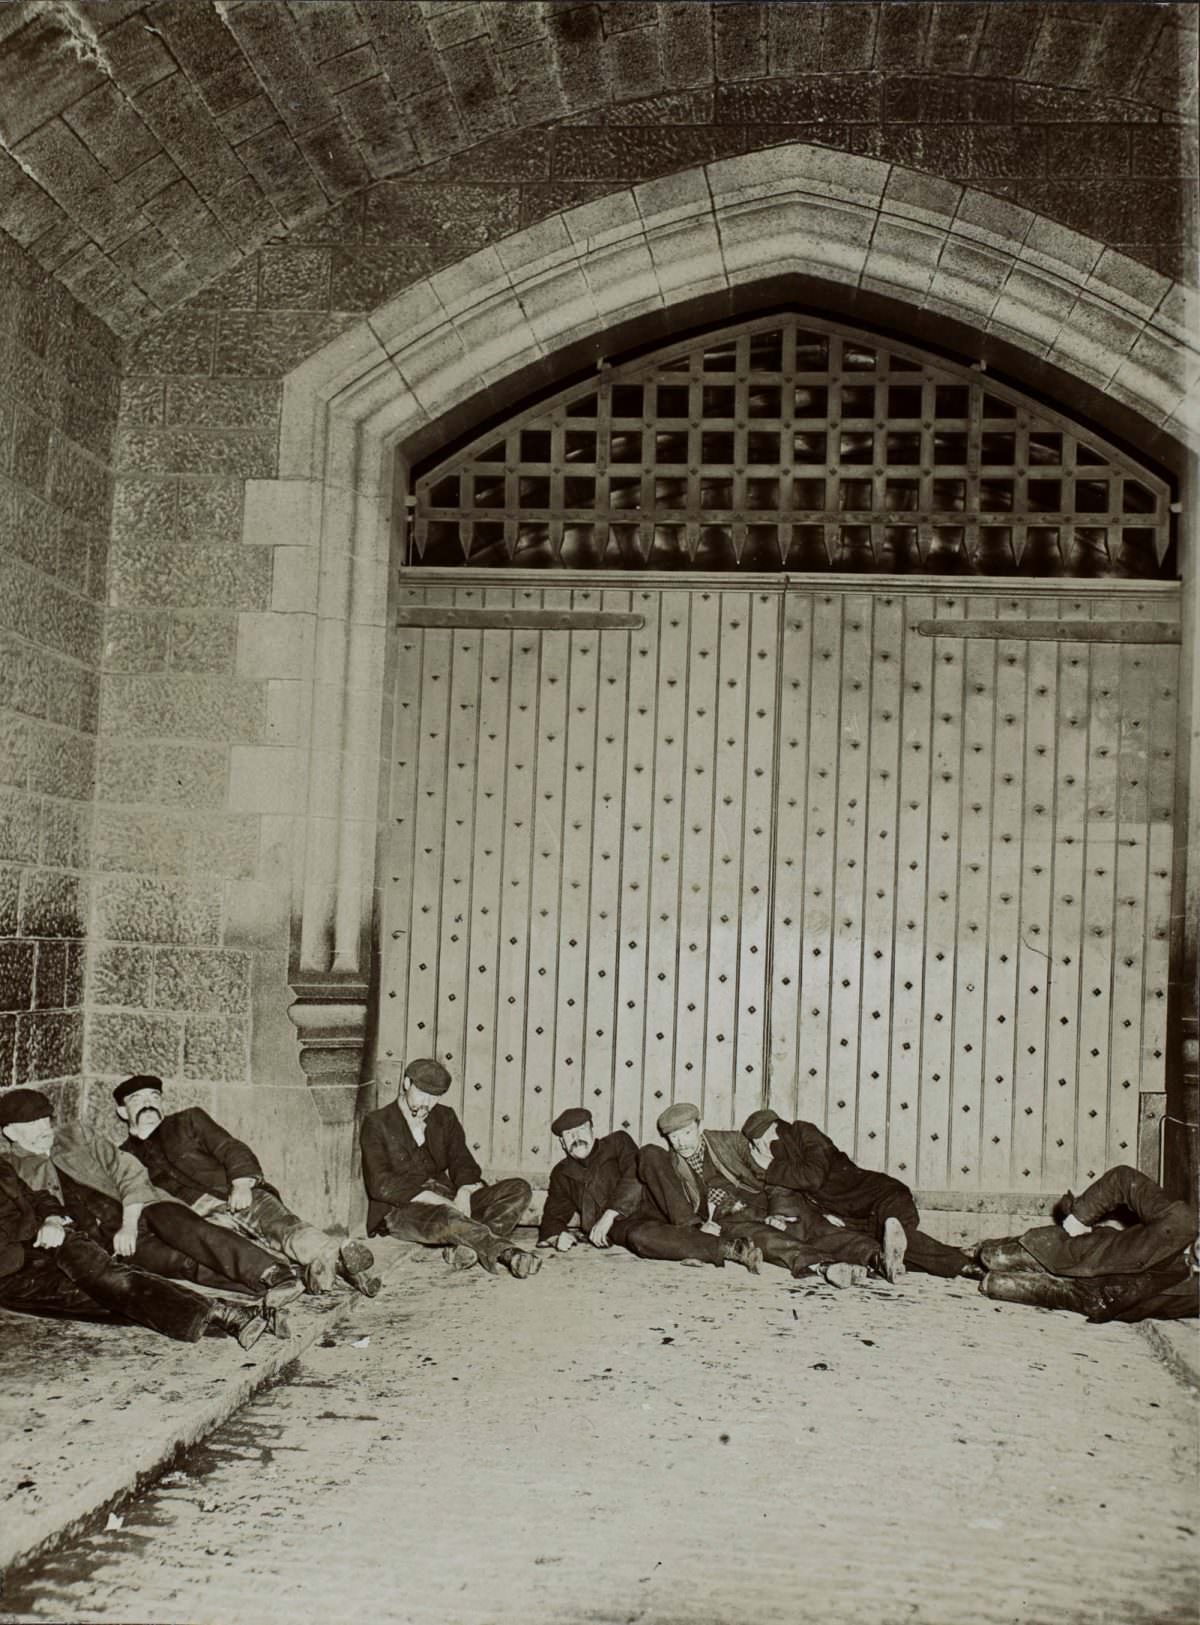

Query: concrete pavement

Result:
[2,1242,1196,1625]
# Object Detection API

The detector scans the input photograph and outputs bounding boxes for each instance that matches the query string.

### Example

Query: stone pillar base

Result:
[288,987,371,1233]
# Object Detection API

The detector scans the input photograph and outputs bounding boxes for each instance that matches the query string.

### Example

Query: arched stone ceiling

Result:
[0,0,1195,337]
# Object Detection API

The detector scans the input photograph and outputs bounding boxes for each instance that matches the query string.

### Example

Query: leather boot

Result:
[442,1244,478,1270]
[206,1299,269,1350]
[260,1265,305,1312]
[338,1241,381,1297]
[982,1270,1107,1316]
[978,1236,1038,1273]
[881,1216,908,1282]
[718,1236,762,1273]
[819,1262,869,1289]
[497,1247,541,1279]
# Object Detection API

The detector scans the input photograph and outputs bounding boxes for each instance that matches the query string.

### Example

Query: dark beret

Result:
[404,1058,451,1095]
[741,1108,781,1142]
[113,1074,165,1108]
[551,1107,592,1136]
[0,1088,54,1127]
[657,1101,700,1136]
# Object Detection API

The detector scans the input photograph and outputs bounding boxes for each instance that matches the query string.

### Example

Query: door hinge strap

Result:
[395,608,644,631]
[915,619,1179,644]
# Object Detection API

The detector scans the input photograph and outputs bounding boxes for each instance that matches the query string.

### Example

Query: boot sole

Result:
[237,1314,268,1351]
[443,1244,478,1271]
[505,1250,541,1279]
[264,1278,306,1312]
[882,1217,908,1283]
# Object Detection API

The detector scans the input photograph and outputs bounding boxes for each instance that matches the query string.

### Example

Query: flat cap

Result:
[113,1074,165,1108]
[741,1108,781,1142]
[657,1101,700,1136]
[0,1088,53,1127]
[404,1058,451,1096]
[551,1107,592,1136]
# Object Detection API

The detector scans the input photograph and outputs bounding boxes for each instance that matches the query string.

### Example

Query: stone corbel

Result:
[286,984,370,1125]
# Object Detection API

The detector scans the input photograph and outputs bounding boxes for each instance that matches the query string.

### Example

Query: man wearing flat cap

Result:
[538,1107,761,1272]
[742,1109,977,1281]
[639,1102,883,1284]
[0,1123,273,1349]
[0,1087,303,1321]
[115,1074,378,1298]
[361,1059,540,1278]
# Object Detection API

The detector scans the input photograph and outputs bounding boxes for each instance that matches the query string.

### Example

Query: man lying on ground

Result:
[115,1074,378,1298]
[0,1089,303,1325]
[742,1109,979,1282]
[639,1103,881,1286]
[537,1107,761,1273]
[0,1157,271,1348]
[976,1164,1198,1322]
[361,1058,541,1279]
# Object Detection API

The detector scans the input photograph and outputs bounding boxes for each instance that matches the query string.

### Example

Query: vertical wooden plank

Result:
[522,585,572,1167]
[704,591,751,1127]
[733,587,781,1128]
[641,589,690,1137]
[980,596,1027,1188]
[551,611,601,1126]
[1108,595,1153,1170]
[433,598,483,1086]
[948,592,995,1191]
[490,586,542,1169]
[1012,599,1058,1190]
[1042,593,1091,1190]
[674,590,721,1108]
[858,591,902,1170]
[918,591,964,1190]
[767,586,812,1121]
[613,589,659,1140]
[1142,632,1178,1113]
[379,586,426,1075]
[796,591,841,1123]
[405,585,454,1068]
[459,586,516,1164]
[828,593,871,1145]
[887,591,934,1184]
[580,585,632,1130]
[1076,607,1122,1184]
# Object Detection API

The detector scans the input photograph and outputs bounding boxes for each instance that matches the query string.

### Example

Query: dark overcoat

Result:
[538,1131,643,1243]
[121,1108,269,1204]
[360,1101,482,1236]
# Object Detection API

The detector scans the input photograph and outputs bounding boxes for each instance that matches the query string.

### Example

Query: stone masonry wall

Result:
[0,227,119,1109]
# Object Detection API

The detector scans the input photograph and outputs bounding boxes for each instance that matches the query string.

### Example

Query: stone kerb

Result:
[244,140,1199,1098]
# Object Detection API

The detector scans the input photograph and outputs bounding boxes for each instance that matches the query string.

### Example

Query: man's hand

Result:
[588,1210,620,1249]
[113,1221,139,1257]
[554,1231,575,1252]
[191,1193,223,1217]
[700,1220,721,1236]
[453,1183,482,1216]
[765,1214,788,1231]
[228,1178,255,1213]
[1062,1212,1092,1238]
[34,1216,68,1249]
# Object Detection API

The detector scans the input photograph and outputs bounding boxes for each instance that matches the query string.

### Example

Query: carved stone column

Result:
[287,983,372,1232]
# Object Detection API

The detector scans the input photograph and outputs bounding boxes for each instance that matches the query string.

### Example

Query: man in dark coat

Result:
[742,1109,978,1281]
[115,1074,378,1297]
[361,1058,540,1278]
[537,1107,761,1272]
[638,1103,883,1285]
[0,1155,270,1348]
[975,1164,1198,1322]
[0,1088,302,1316]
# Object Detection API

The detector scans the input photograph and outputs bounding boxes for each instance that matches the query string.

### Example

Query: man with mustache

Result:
[638,1103,882,1285]
[361,1058,540,1278]
[0,1088,302,1325]
[537,1107,761,1272]
[114,1075,379,1298]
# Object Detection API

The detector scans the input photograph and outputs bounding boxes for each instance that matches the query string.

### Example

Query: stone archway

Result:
[235,143,1198,1217]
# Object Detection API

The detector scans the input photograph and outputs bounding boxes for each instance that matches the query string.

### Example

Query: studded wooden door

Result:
[380,573,1178,1195]
[380,576,785,1174]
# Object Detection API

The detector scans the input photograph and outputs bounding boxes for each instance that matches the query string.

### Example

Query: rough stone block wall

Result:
[0,228,118,1107]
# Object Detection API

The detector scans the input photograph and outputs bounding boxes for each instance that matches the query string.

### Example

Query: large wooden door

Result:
[379,574,1178,1194]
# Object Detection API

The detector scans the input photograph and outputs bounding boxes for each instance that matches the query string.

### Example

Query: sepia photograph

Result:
[0,1,1196,1621]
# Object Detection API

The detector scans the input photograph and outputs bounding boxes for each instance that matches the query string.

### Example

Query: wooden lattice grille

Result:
[409,315,1173,579]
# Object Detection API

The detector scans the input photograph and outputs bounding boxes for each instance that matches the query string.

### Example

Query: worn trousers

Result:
[382,1178,531,1267]
[817,1173,972,1278]
[0,1236,213,1341]
[202,1187,336,1271]
[637,1147,879,1273]
[610,1215,723,1265]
